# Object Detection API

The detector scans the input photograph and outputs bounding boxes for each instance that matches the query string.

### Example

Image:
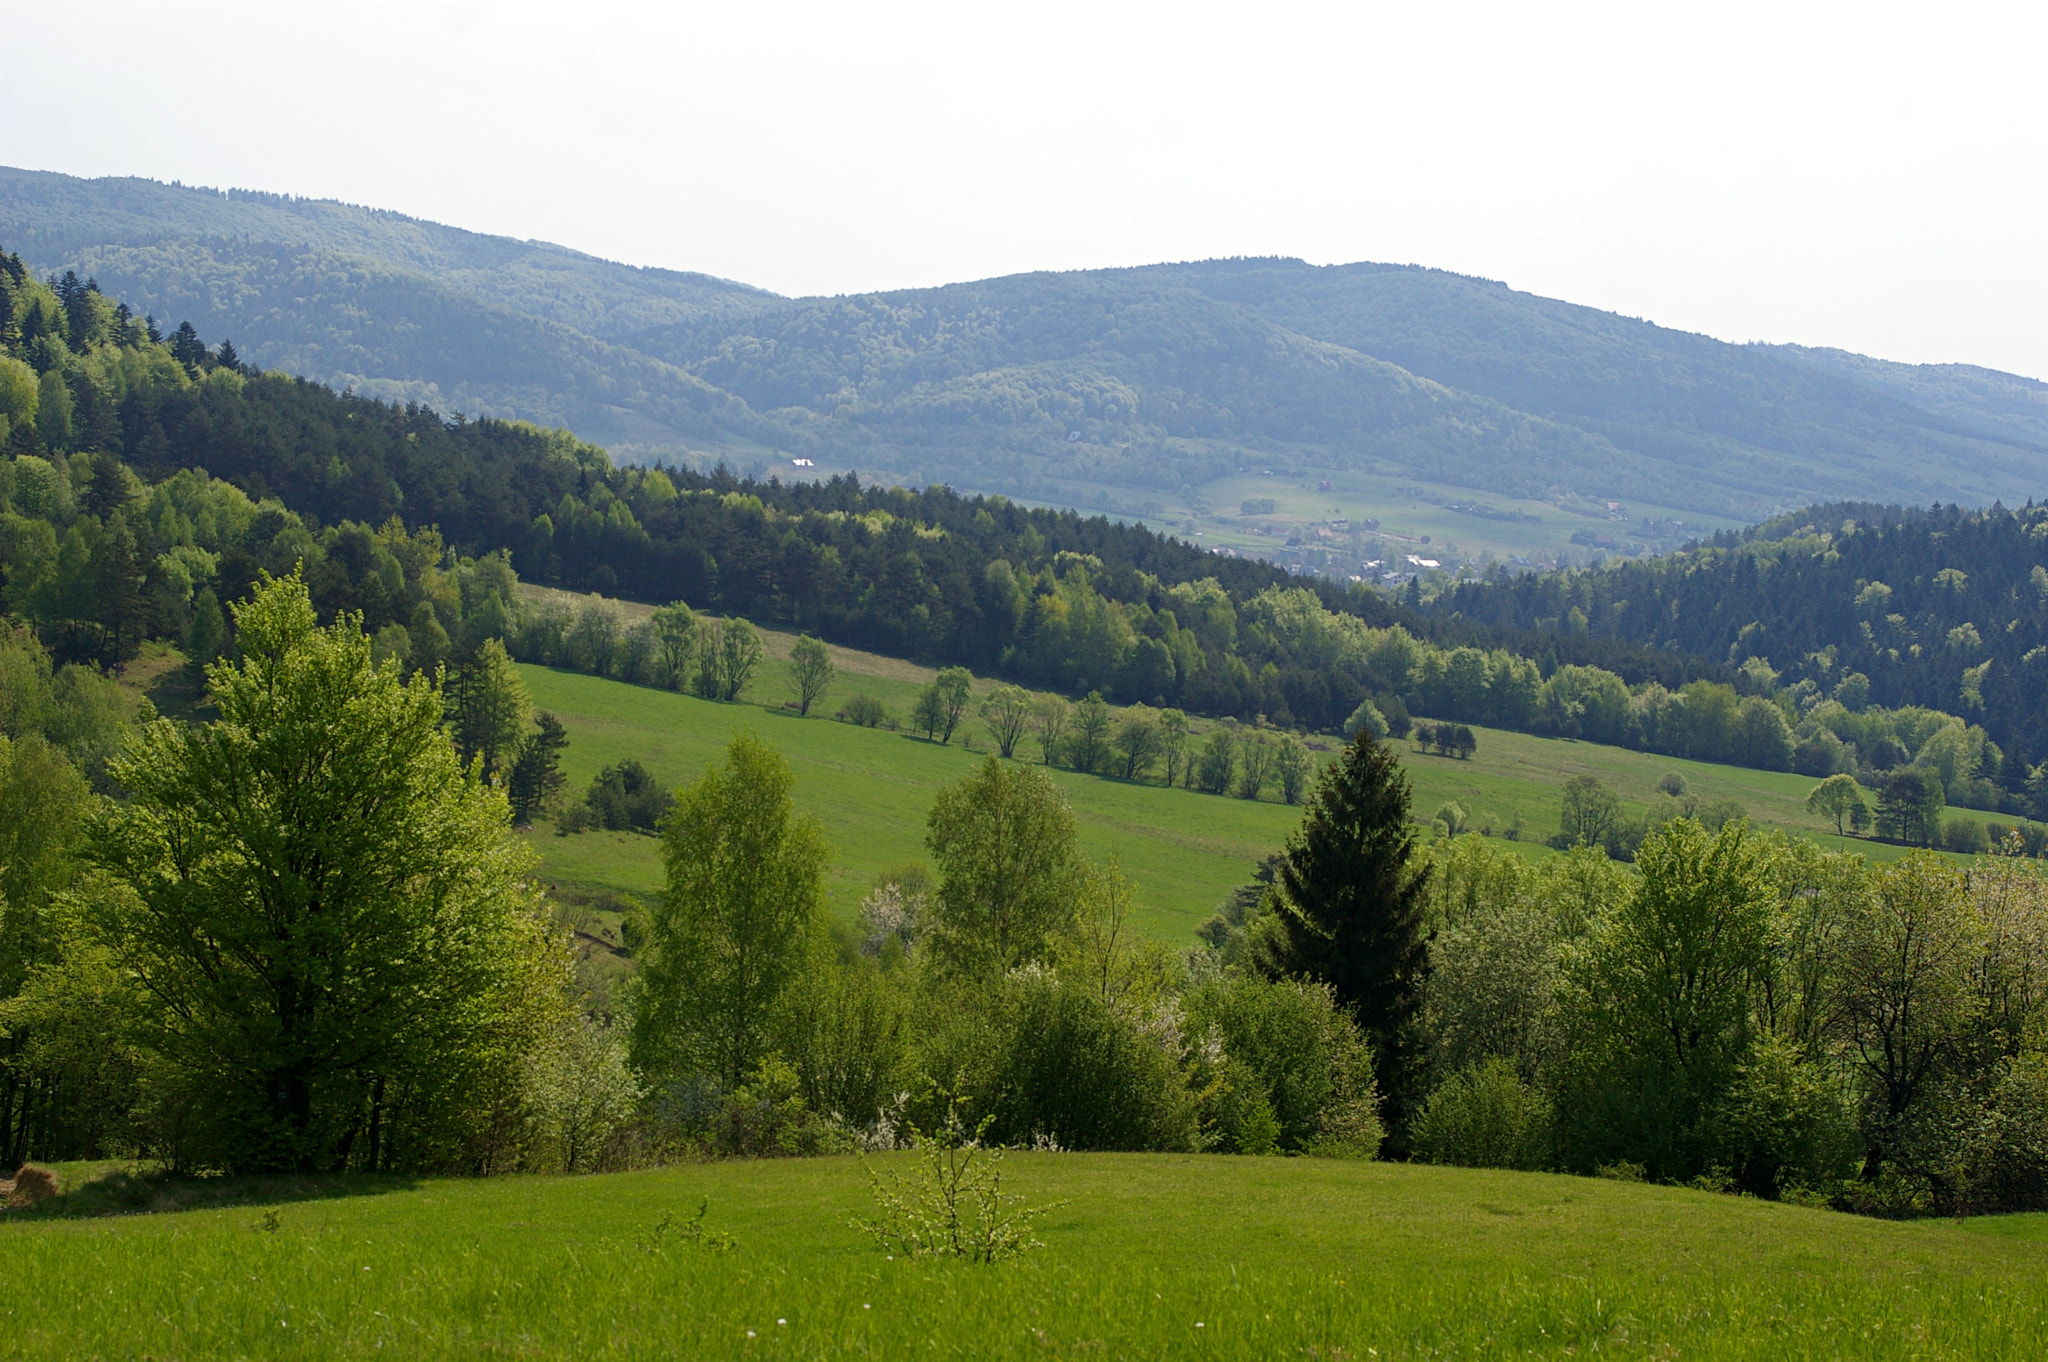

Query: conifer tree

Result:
[506,712,570,825]
[1266,731,1432,1125]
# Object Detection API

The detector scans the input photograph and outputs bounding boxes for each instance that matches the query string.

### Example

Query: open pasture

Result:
[6,1156,2045,1359]
[518,614,1963,941]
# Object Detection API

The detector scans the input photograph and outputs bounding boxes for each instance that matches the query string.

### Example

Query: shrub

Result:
[1185,975,1381,1157]
[974,972,1199,1152]
[839,693,887,727]
[1411,1057,1555,1170]
[1719,1035,1859,1200]
[778,950,906,1134]
[1941,817,1991,855]
[854,1098,1062,1262]
[1961,1054,2048,1213]
[573,760,672,832]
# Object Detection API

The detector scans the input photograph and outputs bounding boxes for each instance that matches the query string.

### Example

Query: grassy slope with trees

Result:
[8,236,2048,1344]
[3,248,2026,850]
[10,167,2048,523]
[506,608,1983,939]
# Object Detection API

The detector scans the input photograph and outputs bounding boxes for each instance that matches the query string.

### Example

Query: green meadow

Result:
[7,1155,2045,1359]
[516,663,1303,940]
[519,609,1966,940]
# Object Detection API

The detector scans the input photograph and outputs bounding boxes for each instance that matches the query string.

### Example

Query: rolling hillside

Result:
[9,166,2048,540]
[507,605,1969,940]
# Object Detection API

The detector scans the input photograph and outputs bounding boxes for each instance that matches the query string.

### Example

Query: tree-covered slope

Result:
[632,270,1634,499]
[1436,502,2048,775]
[0,167,770,335]
[9,166,2048,522]
[1139,257,2048,513]
[50,236,789,450]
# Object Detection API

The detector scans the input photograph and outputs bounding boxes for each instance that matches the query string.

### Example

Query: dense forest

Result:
[1436,502,2048,790]
[11,167,2048,522]
[4,250,2033,831]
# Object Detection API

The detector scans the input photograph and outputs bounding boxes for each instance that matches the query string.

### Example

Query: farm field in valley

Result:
[6,1155,2045,1359]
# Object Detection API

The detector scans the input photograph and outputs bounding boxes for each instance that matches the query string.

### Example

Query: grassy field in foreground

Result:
[6,1156,2045,1359]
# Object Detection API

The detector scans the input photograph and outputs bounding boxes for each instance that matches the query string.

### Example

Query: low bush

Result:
[1411,1057,1554,1170]
[838,693,887,727]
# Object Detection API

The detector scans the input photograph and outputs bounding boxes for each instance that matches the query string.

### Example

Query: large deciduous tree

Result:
[980,684,1033,759]
[926,757,1082,975]
[90,573,565,1173]
[1558,818,1777,1181]
[633,733,826,1090]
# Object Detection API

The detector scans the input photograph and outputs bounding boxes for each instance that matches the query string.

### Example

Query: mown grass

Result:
[6,1156,2045,1359]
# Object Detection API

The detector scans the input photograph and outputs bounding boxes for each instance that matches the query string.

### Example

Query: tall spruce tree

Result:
[1266,731,1432,1128]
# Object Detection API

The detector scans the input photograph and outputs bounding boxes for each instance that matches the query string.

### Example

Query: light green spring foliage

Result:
[924,757,1082,975]
[1805,772,1869,836]
[635,733,827,1089]
[1834,856,1983,1153]
[1556,820,1778,1179]
[787,634,835,716]
[693,617,764,702]
[88,572,567,1172]
[979,683,1032,758]
[1184,974,1383,1158]
[855,1103,1061,1263]
[1412,1055,1555,1170]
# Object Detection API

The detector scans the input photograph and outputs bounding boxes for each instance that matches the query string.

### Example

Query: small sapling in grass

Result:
[638,1197,736,1254]
[853,1095,1063,1263]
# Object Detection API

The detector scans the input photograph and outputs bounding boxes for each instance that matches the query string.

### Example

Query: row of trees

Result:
[1378,826,2048,1213]
[0,574,1399,1170]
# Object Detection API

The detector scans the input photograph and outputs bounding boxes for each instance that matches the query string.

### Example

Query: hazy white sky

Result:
[11,0,2047,377]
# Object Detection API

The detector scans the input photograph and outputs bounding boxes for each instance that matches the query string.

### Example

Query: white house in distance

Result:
[790,458,815,468]
[1405,553,1441,570]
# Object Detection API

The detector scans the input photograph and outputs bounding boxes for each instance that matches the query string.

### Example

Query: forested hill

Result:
[10,254,2044,818]
[1435,502,2048,772]
[8,167,2048,524]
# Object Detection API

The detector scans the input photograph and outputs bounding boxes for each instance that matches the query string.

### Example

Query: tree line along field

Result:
[7,1154,2045,1359]
[516,598,1976,941]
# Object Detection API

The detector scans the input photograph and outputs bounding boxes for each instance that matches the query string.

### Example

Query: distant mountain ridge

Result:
[6,165,2045,520]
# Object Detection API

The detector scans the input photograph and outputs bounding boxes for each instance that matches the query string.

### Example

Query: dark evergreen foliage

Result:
[1438,501,2048,770]
[506,712,569,825]
[1266,733,1432,1130]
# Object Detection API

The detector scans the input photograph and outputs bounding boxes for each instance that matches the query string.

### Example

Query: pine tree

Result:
[506,712,570,825]
[215,339,241,372]
[94,513,148,664]
[1266,731,1432,1128]
[169,321,206,373]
